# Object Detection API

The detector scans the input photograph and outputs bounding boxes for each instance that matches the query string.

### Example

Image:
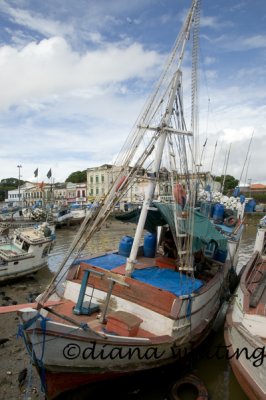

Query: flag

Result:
[34,168,38,177]
[47,168,52,179]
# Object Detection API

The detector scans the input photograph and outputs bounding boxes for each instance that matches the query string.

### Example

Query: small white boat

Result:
[69,204,87,224]
[224,216,266,400]
[51,206,73,227]
[0,223,55,283]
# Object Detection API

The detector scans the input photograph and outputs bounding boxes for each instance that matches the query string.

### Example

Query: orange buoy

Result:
[169,374,209,400]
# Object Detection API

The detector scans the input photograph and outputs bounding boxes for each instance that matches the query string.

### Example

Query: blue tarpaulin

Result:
[83,253,127,270]
[132,267,203,296]
[80,254,203,296]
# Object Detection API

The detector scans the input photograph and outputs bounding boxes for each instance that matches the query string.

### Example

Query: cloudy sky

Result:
[0,0,265,185]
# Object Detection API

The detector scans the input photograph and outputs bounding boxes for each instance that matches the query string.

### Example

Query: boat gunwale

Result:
[224,311,266,400]
[239,251,266,315]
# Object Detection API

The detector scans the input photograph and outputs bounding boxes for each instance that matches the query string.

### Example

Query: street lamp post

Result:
[17,165,22,207]
[248,178,252,198]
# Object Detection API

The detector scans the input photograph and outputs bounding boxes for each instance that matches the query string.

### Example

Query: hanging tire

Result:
[169,373,209,400]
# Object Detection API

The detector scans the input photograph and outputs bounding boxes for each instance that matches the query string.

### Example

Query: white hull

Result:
[0,225,54,283]
[0,261,48,282]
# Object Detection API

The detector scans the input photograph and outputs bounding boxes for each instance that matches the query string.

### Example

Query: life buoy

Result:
[223,216,236,227]
[169,374,209,400]
[173,183,186,207]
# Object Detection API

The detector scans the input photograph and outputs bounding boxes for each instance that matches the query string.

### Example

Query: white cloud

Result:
[204,56,216,65]
[242,35,266,50]
[219,127,254,143]
[0,0,265,185]
[0,37,161,111]
[0,1,73,39]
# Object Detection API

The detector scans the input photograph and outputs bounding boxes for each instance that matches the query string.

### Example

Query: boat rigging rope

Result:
[38,0,201,304]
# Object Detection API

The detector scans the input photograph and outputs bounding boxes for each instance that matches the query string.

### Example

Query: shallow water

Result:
[46,216,261,400]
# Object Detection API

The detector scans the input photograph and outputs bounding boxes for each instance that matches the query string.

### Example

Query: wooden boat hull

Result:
[224,316,266,400]
[22,310,215,399]
[224,252,266,400]
[19,259,229,399]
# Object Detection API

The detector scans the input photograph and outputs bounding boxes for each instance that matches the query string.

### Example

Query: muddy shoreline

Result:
[0,218,135,400]
[0,270,53,400]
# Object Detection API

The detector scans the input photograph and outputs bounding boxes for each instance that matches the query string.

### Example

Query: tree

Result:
[65,170,87,183]
[0,178,25,202]
[214,175,239,195]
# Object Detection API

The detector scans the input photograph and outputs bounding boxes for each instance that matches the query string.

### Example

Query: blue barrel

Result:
[245,199,256,212]
[213,203,224,223]
[118,236,133,257]
[239,194,245,204]
[143,232,157,257]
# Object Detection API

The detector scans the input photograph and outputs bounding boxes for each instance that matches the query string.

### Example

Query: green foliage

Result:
[65,170,87,183]
[214,175,239,194]
[250,193,266,203]
[0,178,25,202]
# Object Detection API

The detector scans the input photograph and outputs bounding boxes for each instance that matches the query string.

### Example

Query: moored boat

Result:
[224,216,266,400]
[51,206,73,227]
[0,223,55,283]
[69,203,89,224]
[17,1,245,398]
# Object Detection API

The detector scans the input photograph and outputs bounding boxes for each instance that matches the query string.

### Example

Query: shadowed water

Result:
[46,216,261,400]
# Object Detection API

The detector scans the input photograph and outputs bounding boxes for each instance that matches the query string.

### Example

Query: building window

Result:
[96,175,99,183]
[77,190,80,197]
[90,189,93,195]
[90,176,93,183]
[101,175,104,183]
[96,188,99,195]
[82,190,85,197]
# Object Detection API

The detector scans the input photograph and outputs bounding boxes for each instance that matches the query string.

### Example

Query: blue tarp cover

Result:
[132,267,203,296]
[81,254,203,296]
[84,253,127,270]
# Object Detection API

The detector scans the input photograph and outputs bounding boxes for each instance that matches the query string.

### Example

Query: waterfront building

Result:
[86,164,151,205]
[75,183,87,204]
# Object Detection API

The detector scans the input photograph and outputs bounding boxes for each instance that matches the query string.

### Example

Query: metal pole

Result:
[17,164,22,207]
[248,178,252,198]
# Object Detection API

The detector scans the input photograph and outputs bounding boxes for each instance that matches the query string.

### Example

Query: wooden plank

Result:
[0,300,65,314]
[249,272,266,308]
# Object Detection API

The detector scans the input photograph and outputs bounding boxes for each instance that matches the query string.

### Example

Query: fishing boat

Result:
[224,216,266,400]
[51,205,73,227]
[69,203,89,224]
[17,1,244,398]
[0,223,55,283]
[0,222,10,238]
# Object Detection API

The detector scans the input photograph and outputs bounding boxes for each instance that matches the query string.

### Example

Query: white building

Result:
[86,164,167,205]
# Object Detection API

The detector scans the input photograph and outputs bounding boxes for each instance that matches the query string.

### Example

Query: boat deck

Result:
[77,253,205,297]
[44,299,169,341]
[0,243,27,259]
[63,252,225,321]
